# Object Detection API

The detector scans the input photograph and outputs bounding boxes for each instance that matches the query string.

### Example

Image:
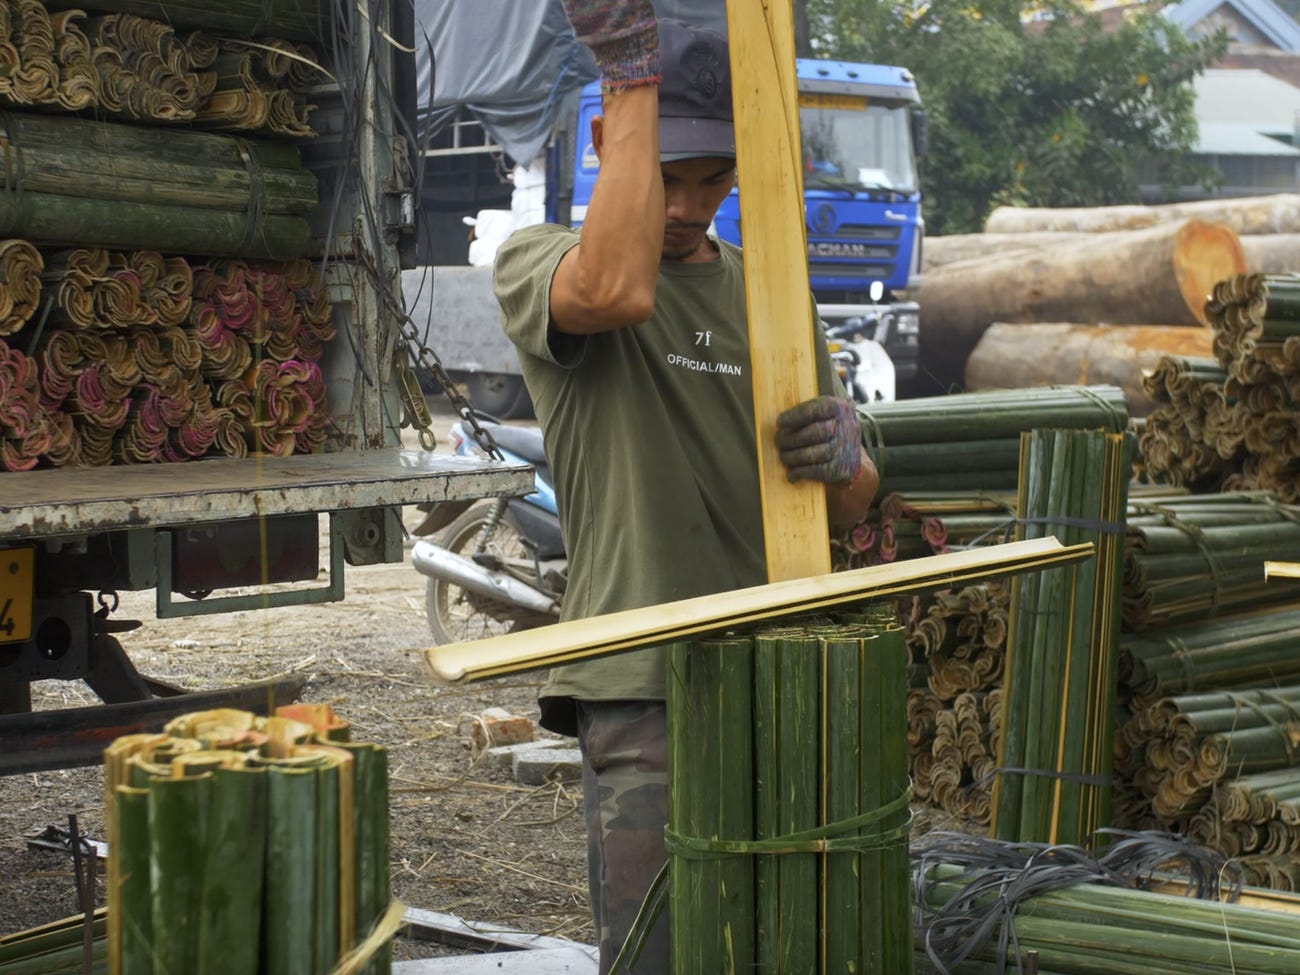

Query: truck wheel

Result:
[426,501,531,645]
[466,373,534,420]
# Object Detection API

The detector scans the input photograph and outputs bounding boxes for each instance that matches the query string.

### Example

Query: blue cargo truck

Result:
[410,7,927,416]
[555,59,925,387]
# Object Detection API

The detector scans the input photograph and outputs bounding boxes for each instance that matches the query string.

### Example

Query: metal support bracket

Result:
[155,514,347,619]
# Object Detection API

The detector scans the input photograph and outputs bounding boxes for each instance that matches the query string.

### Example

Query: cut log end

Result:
[1172,220,1247,325]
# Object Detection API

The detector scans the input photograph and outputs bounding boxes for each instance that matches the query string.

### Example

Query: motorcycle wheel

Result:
[425,500,534,645]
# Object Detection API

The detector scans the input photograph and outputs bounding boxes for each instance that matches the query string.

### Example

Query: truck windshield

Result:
[799,101,917,194]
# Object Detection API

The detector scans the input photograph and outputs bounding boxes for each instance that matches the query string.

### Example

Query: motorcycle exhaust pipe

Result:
[411,540,561,616]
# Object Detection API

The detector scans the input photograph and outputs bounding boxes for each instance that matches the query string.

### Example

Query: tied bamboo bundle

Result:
[0,336,49,470]
[43,249,194,329]
[197,38,321,137]
[0,912,108,973]
[1118,604,1300,711]
[0,111,315,259]
[993,428,1134,846]
[1114,685,1300,825]
[1137,356,1241,490]
[85,13,211,121]
[1188,769,1300,889]
[913,832,1300,975]
[863,387,1128,499]
[104,704,395,975]
[43,0,329,42]
[857,385,1129,498]
[0,238,43,336]
[1122,492,1300,630]
[665,610,913,974]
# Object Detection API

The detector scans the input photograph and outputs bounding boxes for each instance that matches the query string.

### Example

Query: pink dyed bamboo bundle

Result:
[0,336,48,470]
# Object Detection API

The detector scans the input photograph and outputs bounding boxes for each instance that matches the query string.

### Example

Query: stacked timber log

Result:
[914,218,1244,392]
[1138,275,1300,498]
[0,3,321,135]
[930,195,1300,399]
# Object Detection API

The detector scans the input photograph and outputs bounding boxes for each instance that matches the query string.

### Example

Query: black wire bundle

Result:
[912,828,1244,975]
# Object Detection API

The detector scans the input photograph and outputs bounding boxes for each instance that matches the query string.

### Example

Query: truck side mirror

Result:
[911,107,930,160]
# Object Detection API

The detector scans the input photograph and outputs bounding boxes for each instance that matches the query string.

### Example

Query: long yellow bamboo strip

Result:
[424,538,1094,682]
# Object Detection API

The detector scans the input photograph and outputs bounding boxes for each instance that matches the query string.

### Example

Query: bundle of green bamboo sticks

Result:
[103,703,396,975]
[0,911,106,974]
[914,833,1300,975]
[1117,604,1300,711]
[0,111,315,257]
[1188,769,1300,890]
[857,385,1129,498]
[665,610,912,974]
[993,428,1133,846]
[1121,491,1300,630]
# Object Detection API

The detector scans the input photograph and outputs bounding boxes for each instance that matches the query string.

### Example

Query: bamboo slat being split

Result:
[103,704,394,975]
[666,611,912,974]
[993,428,1134,845]
[424,537,1096,684]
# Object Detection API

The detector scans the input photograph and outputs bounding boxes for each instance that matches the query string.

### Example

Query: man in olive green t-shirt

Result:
[493,7,878,973]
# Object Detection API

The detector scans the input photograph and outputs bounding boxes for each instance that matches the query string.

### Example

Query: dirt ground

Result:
[0,406,592,961]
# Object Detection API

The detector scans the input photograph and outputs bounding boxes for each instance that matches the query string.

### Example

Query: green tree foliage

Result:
[804,0,1226,233]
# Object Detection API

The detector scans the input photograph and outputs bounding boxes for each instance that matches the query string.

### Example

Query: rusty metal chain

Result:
[395,303,506,462]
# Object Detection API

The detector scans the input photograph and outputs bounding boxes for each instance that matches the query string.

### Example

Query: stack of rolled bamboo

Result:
[17,251,332,465]
[666,610,912,973]
[904,585,1008,829]
[104,704,396,975]
[1115,685,1300,888]
[0,333,48,470]
[832,491,1018,569]
[1137,275,1300,498]
[43,0,329,41]
[0,4,320,135]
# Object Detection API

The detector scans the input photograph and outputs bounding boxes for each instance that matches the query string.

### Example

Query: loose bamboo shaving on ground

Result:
[423,538,1095,683]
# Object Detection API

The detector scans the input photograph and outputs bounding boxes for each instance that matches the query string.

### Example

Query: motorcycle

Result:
[820,281,898,404]
[411,415,566,644]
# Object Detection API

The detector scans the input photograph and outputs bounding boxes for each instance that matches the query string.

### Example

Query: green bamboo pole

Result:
[147,774,211,975]
[754,629,818,974]
[262,764,319,975]
[667,636,756,975]
[115,786,152,975]
[822,628,867,974]
[197,765,266,975]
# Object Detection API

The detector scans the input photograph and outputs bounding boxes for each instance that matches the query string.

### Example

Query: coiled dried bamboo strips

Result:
[0,238,42,336]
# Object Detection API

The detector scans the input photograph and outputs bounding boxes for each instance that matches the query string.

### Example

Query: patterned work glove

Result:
[560,0,661,92]
[775,396,863,486]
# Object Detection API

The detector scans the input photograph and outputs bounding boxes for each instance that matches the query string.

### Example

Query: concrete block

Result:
[512,745,583,786]
[485,738,566,772]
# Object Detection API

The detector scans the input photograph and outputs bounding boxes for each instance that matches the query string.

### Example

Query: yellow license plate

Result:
[0,547,34,645]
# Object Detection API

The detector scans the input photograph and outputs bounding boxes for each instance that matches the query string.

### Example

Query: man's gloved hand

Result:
[560,0,661,92]
[775,396,863,486]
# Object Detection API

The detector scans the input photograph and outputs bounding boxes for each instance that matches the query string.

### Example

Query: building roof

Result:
[1165,0,1300,51]
[1193,66,1300,123]
[1197,121,1300,154]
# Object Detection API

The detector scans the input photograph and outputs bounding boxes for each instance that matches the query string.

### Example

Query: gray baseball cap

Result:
[657,19,735,162]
